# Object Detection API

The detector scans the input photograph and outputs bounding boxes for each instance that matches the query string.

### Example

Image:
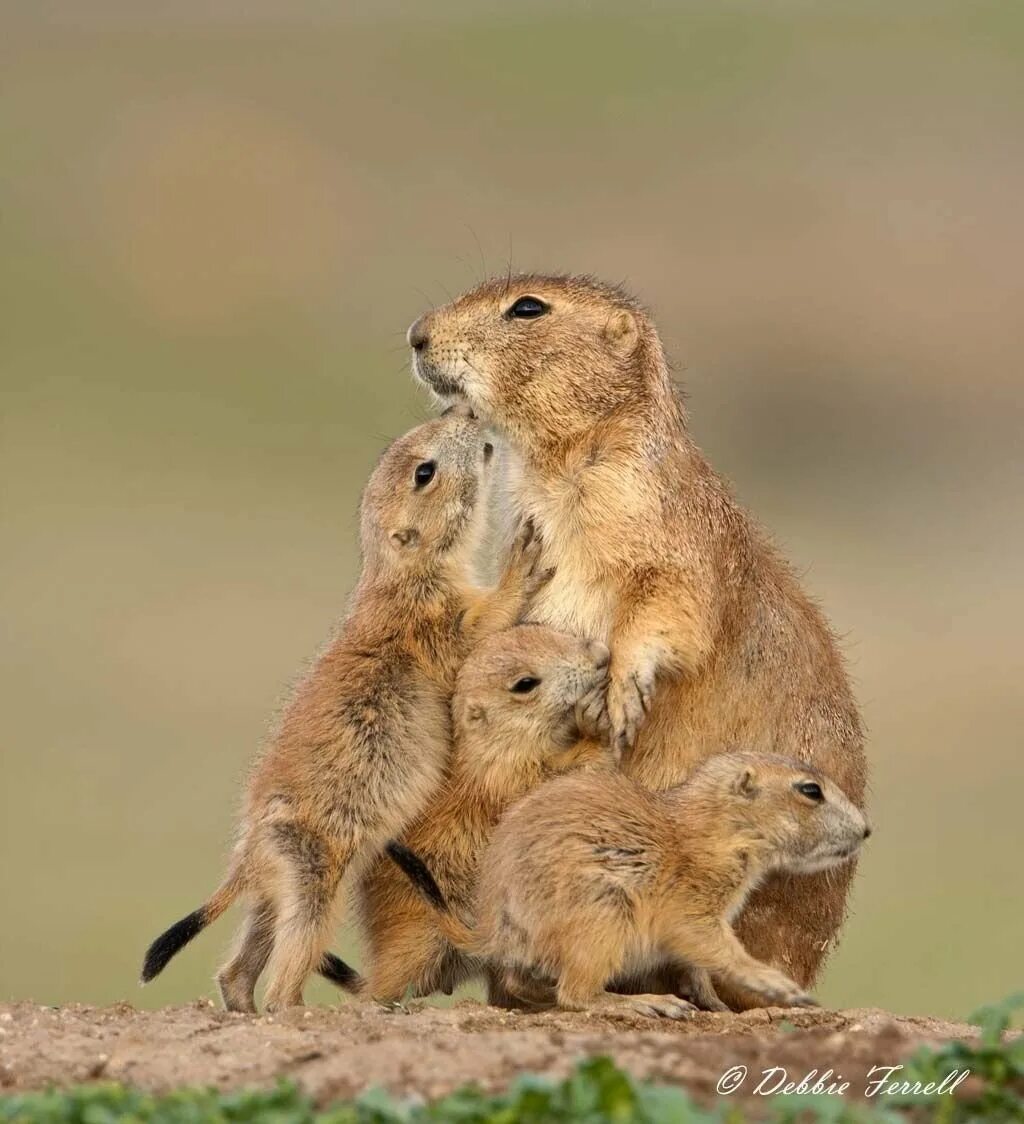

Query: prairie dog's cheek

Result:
[459,376,498,421]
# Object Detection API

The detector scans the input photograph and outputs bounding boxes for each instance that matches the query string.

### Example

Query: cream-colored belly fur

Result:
[527,560,616,644]
[512,457,619,644]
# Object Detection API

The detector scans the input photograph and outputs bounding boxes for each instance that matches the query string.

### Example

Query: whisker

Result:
[465,223,487,283]
[411,285,435,312]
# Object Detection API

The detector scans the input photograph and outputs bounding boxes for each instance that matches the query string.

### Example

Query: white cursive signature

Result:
[716,1063,970,1098]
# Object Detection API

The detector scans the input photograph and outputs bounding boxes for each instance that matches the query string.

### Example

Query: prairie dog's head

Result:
[408,274,666,447]
[453,625,612,793]
[359,406,494,571]
[688,752,871,876]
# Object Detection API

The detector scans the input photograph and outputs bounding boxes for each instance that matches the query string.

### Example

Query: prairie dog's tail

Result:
[318,951,365,994]
[141,869,243,983]
[385,841,477,951]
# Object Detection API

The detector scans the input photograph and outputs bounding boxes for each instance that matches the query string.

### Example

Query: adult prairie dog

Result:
[141,407,547,1012]
[357,623,612,1002]
[391,753,871,1019]
[407,275,866,993]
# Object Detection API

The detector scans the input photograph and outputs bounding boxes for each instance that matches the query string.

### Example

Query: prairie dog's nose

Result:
[588,641,611,669]
[862,824,872,840]
[408,315,430,352]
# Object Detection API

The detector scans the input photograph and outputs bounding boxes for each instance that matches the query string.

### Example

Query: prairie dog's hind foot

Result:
[217,968,258,1014]
[575,991,696,1021]
[680,966,731,1013]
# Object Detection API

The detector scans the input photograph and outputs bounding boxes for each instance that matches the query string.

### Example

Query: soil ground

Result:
[0,1001,978,1110]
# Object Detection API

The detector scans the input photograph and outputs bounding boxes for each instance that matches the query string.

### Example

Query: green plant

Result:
[896,992,1024,1122]
[0,1061,712,1124]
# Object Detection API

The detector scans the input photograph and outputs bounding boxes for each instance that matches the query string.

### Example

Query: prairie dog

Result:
[391,753,871,1019]
[407,275,867,992]
[141,407,547,1012]
[356,623,613,1002]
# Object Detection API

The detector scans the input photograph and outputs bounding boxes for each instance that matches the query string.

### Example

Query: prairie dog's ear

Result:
[462,704,487,727]
[603,309,640,356]
[390,527,420,549]
[733,767,759,799]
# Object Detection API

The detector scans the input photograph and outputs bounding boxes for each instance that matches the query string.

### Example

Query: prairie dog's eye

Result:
[795,781,824,802]
[510,677,541,694]
[506,296,549,320]
[414,461,436,488]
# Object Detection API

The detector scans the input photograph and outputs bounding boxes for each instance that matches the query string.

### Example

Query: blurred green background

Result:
[2,1,1022,1020]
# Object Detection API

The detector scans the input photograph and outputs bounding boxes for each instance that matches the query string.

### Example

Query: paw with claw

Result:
[506,518,554,601]
[680,966,730,1013]
[575,677,610,742]
[626,993,697,1020]
[606,656,657,754]
[584,992,696,1021]
[744,967,818,1010]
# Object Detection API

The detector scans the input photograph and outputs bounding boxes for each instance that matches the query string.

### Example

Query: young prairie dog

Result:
[141,407,547,1012]
[355,624,613,1003]
[391,753,871,1019]
[407,275,867,993]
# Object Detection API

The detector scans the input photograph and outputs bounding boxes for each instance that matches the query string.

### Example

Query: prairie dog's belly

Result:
[513,467,619,642]
[526,546,617,643]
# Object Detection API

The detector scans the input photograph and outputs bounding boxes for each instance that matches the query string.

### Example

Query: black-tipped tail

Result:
[141,908,207,983]
[385,841,450,912]
[318,951,364,994]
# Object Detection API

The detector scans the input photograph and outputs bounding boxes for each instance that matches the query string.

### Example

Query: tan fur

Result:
[152,408,548,1013]
[414,753,870,1019]
[356,624,613,1002]
[408,275,867,994]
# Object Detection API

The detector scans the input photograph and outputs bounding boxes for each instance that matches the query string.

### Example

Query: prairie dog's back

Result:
[248,644,447,849]
[472,771,665,962]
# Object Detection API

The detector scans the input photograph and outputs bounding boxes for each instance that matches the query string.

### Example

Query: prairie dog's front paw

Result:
[507,518,541,576]
[575,679,610,742]
[511,516,540,558]
[745,968,818,1010]
[524,565,556,601]
[506,519,554,599]
[607,659,657,753]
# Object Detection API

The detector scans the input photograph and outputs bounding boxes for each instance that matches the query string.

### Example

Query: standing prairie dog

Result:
[391,753,871,1019]
[141,407,548,1012]
[356,623,613,1002]
[407,275,867,993]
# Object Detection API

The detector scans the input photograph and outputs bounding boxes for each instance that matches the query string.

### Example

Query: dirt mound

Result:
[0,1001,975,1109]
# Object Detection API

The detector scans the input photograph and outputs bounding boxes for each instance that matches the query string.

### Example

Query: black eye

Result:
[507,296,549,320]
[510,677,541,694]
[414,461,436,488]
[795,781,824,802]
